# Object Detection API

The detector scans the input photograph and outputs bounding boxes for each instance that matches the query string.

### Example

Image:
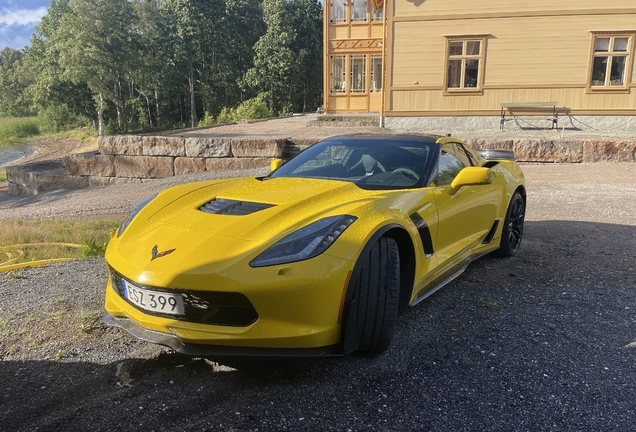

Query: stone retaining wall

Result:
[6,134,636,196]
[6,135,318,196]
[465,139,636,163]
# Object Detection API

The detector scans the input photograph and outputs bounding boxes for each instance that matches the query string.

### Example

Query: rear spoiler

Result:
[476,149,515,161]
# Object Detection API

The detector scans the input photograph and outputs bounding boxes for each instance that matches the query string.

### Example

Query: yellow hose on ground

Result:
[0,243,82,272]
[0,258,75,272]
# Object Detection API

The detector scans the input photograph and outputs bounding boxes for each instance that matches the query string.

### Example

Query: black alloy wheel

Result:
[496,191,525,257]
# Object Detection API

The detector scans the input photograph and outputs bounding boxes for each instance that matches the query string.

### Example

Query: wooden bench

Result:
[500,102,558,130]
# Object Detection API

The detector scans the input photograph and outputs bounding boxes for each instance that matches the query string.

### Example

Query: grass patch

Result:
[482,300,502,310]
[0,218,122,266]
[0,117,40,148]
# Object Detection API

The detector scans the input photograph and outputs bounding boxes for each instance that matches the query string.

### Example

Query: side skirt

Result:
[409,249,494,307]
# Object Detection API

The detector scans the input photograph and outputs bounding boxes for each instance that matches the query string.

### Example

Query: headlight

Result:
[250,215,357,267]
[117,194,158,237]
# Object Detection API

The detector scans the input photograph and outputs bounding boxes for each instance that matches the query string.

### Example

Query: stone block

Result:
[583,140,636,162]
[205,157,273,171]
[88,176,143,187]
[8,182,35,196]
[185,138,232,157]
[99,135,143,155]
[62,151,115,177]
[513,140,584,163]
[174,157,207,175]
[114,156,175,178]
[465,139,514,151]
[143,136,186,157]
[231,138,285,158]
[37,174,89,192]
[6,161,62,189]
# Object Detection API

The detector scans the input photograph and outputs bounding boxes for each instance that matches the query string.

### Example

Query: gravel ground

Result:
[1,121,635,431]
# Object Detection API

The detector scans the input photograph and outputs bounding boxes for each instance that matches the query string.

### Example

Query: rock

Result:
[231,138,286,158]
[513,139,584,163]
[143,137,186,157]
[114,156,175,178]
[205,157,274,171]
[184,138,232,158]
[87,176,143,187]
[98,135,143,156]
[62,151,115,177]
[115,362,133,387]
[174,157,207,175]
[582,140,636,162]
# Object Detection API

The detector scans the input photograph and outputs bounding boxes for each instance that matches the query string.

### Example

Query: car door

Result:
[431,143,500,270]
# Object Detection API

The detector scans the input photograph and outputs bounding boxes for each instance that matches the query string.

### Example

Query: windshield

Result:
[269,136,438,190]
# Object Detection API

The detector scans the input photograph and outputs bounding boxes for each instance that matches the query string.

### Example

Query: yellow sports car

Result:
[104,135,526,356]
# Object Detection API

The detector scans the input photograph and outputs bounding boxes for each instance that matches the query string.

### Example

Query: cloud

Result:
[0,7,47,49]
[0,25,34,50]
[0,7,48,26]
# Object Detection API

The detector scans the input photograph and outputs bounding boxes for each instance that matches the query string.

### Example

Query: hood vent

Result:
[199,198,274,216]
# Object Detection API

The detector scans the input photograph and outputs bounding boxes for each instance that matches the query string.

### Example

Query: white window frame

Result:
[587,32,634,92]
[443,35,487,95]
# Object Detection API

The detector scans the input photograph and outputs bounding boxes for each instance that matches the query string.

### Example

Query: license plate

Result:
[122,280,185,316]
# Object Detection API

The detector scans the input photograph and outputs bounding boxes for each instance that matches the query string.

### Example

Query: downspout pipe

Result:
[379,0,387,128]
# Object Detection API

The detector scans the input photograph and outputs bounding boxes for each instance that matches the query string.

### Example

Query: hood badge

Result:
[151,245,176,261]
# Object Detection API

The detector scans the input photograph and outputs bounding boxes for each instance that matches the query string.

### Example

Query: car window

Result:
[269,136,437,190]
[457,143,477,166]
[436,147,466,186]
[290,145,350,174]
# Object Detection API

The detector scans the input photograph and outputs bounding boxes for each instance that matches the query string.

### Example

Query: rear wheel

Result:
[496,191,525,257]
[352,236,400,354]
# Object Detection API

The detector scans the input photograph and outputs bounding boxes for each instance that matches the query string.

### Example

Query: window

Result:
[436,150,465,186]
[350,55,366,93]
[589,33,633,89]
[330,55,346,93]
[351,0,367,22]
[371,54,382,92]
[329,0,346,23]
[370,0,384,21]
[444,36,486,92]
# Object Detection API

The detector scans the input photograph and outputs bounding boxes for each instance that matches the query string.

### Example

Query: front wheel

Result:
[350,236,400,354]
[496,191,525,257]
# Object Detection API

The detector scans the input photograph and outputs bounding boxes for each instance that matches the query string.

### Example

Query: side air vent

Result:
[199,198,274,215]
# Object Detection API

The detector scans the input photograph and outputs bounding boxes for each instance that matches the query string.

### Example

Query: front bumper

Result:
[103,312,341,357]
[104,249,355,352]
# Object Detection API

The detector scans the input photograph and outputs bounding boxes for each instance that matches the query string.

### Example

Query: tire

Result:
[353,236,400,354]
[496,191,525,257]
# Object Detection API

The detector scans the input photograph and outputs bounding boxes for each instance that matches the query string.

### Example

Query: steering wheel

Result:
[392,167,420,181]
[351,155,386,175]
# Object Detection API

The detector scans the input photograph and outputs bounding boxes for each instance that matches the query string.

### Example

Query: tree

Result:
[28,0,96,130]
[242,0,322,114]
[0,48,35,117]
[53,0,139,134]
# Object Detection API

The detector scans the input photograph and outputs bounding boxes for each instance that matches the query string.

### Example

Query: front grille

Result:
[199,198,274,215]
[109,267,258,327]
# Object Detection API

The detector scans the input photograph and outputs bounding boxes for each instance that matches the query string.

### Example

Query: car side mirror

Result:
[270,158,283,172]
[448,167,492,193]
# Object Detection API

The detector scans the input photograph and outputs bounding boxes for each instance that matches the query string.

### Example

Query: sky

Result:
[0,0,49,51]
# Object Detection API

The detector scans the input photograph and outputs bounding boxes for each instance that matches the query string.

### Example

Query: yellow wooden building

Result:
[323,0,636,131]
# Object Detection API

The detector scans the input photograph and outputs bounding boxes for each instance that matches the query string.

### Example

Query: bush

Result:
[197,112,215,127]
[216,107,235,123]
[37,105,92,133]
[233,98,271,121]
[0,118,40,145]
[214,98,272,124]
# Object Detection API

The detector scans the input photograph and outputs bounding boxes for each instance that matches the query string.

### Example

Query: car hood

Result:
[143,177,374,242]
